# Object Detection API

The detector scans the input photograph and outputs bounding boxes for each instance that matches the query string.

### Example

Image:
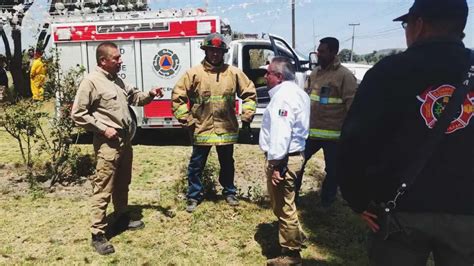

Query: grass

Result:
[0,110,369,265]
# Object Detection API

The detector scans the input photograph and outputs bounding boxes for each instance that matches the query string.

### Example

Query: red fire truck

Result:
[50,8,310,138]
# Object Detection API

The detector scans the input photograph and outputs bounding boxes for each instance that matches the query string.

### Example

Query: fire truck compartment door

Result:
[141,39,191,100]
[86,41,137,88]
[56,43,84,75]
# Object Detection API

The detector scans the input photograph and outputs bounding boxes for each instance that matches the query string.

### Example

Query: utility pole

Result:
[312,18,316,51]
[349,23,360,62]
[292,0,295,48]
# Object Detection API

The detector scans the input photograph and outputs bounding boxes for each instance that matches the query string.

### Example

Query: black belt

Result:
[288,151,304,156]
[265,151,303,158]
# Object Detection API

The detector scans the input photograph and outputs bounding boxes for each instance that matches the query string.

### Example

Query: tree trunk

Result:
[10,28,30,98]
[0,28,12,59]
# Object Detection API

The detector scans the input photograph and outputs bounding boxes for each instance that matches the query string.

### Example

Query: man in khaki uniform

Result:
[296,37,357,207]
[172,33,257,213]
[72,41,163,255]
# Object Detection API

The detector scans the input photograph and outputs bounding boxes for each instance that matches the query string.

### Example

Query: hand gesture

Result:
[149,87,164,98]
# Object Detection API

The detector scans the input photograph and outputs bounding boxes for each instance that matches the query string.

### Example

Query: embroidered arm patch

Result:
[278,109,288,117]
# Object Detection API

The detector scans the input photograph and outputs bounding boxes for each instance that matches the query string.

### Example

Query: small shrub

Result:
[175,154,219,200]
[69,153,96,180]
[0,58,87,188]
[0,100,48,170]
[201,159,219,199]
[241,183,266,204]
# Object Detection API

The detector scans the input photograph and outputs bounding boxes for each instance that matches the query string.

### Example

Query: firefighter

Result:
[172,32,257,213]
[30,49,46,101]
[72,41,163,255]
[295,37,357,207]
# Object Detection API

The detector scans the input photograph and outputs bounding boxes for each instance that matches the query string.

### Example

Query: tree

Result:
[364,50,378,64]
[0,1,34,99]
[338,49,353,63]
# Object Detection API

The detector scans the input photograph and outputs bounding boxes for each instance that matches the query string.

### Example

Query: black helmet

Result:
[200,33,228,52]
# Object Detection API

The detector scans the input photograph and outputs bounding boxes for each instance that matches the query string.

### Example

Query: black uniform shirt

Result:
[338,37,474,215]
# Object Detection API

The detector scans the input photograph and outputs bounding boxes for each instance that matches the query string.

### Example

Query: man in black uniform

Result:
[338,0,474,265]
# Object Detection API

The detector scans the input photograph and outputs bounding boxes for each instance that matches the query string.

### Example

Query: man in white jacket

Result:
[259,56,310,265]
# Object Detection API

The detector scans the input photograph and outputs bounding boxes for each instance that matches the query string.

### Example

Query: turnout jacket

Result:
[72,67,154,137]
[30,58,46,96]
[306,58,357,140]
[172,60,257,145]
[338,37,474,215]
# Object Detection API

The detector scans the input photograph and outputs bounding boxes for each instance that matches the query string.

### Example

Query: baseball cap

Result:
[393,0,468,22]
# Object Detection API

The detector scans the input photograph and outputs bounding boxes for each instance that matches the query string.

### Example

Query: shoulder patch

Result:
[417,85,474,134]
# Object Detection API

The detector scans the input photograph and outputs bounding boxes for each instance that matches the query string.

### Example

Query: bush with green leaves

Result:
[40,62,89,186]
[0,100,48,170]
[0,61,92,187]
[175,157,219,200]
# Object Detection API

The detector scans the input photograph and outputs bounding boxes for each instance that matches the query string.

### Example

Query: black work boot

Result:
[91,233,115,255]
[225,195,239,206]
[186,199,198,213]
[113,214,145,233]
[267,249,302,266]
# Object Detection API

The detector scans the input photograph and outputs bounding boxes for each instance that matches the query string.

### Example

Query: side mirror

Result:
[309,52,318,70]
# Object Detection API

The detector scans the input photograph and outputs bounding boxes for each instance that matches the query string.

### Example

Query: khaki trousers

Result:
[90,133,132,235]
[266,154,305,250]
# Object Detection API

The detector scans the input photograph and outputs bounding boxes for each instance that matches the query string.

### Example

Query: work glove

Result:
[241,121,254,143]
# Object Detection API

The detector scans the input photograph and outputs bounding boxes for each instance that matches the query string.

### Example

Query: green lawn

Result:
[0,124,368,265]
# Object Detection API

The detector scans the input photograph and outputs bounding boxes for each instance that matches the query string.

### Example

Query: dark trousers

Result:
[187,144,236,201]
[296,138,338,205]
[368,212,474,266]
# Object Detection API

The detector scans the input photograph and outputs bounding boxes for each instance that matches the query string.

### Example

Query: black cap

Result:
[393,0,468,22]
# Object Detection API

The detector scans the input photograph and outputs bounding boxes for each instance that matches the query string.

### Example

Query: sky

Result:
[148,0,474,55]
[1,0,474,55]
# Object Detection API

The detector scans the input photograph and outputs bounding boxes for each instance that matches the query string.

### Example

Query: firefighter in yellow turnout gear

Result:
[296,37,357,207]
[30,50,46,101]
[172,33,256,212]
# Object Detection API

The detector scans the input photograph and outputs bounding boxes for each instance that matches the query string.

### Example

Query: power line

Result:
[357,27,401,38]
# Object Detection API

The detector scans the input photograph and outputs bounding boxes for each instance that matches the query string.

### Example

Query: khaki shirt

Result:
[172,60,257,145]
[306,58,357,140]
[72,67,154,135]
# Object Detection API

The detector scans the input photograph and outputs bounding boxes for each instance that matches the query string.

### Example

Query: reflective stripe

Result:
[309,128,341,139]
[242,100,256,111]
[310,94,343,104]
[191,95,235,104]
[174,105,189,119]
[194,132,238,144]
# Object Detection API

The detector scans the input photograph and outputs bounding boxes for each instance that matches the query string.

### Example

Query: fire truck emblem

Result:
[417,85,474,134]
[153,49,181,79]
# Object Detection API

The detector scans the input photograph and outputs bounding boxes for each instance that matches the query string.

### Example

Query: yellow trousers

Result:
[30,84,44,101]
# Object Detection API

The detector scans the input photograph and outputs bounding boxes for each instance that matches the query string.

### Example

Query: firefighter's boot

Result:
[91,233,115,255]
